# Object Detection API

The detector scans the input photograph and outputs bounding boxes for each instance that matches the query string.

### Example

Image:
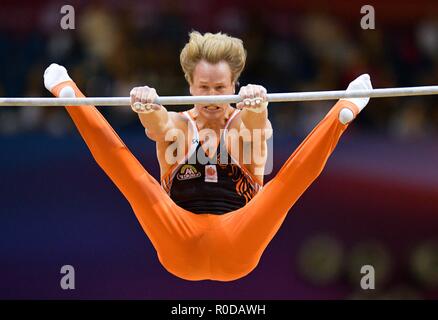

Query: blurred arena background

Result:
[0,0,437,299]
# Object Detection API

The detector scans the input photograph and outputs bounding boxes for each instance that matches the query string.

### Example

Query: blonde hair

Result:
[180,31,247,84]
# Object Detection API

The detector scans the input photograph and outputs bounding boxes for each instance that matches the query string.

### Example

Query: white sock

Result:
[340,73,372,113]
[44,63,72,92]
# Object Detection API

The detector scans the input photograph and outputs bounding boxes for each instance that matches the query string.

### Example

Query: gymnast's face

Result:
[189,60,235,120]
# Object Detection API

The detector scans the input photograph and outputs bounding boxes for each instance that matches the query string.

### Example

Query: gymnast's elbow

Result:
[136,110,169,142]
[145,127,165,141]
[142,111,185,143]
[143,118,175,142]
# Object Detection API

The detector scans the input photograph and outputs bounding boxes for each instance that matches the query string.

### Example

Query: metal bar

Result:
[1,86,438,106]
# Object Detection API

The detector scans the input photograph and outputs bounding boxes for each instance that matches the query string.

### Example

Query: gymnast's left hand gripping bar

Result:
[1,86,438,106]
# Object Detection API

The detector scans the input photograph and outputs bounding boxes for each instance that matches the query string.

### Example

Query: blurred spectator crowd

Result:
[0,0,438,140]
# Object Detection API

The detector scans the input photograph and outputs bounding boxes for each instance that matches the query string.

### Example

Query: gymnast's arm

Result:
[129,86,176,142]
[238,84,272,140]
[43,64,154,200]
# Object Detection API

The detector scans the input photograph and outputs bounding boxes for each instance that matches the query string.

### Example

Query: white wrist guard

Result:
[132,102,156,114]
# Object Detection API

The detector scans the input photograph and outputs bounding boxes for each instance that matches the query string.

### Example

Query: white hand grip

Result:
[132,102,155,113]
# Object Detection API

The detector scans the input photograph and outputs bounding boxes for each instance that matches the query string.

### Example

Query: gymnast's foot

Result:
[43,63,77,98]
[339,74,373,124]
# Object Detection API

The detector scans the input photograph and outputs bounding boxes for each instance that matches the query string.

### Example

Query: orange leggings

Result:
[51,81,359,281]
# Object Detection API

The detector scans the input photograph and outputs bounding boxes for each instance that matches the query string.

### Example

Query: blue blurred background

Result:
[0,0,438,299]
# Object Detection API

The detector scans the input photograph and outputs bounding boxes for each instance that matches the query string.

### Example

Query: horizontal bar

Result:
[1,85,438,106]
